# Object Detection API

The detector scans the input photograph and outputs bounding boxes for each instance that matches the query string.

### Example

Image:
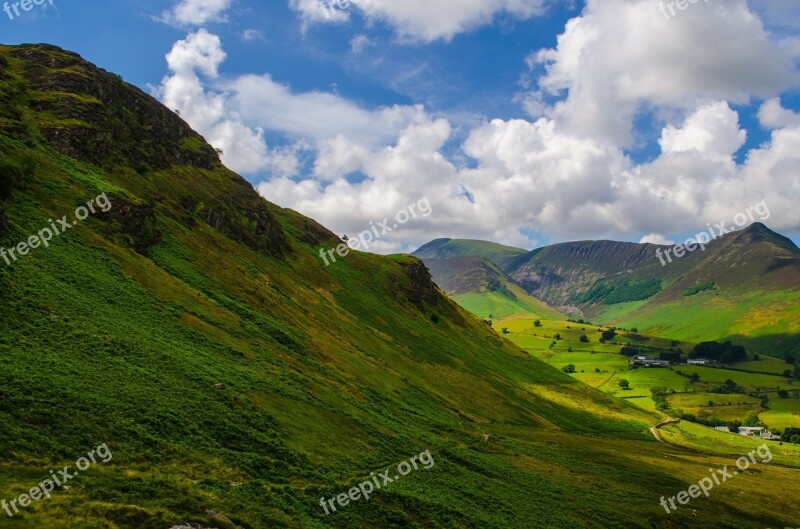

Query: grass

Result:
[494,315,800,432]
[761,398,800,432]
[659,421,800,466]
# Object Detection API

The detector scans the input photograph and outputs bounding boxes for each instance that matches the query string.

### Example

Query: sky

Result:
[2,0,799,252]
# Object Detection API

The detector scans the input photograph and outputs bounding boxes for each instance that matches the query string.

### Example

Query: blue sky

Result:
[2,0,799,251]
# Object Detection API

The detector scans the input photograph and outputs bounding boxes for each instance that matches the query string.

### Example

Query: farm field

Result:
[494,316,800,433]
[666,392,763,422]
[761,398,800,432]
[659,421,800,467]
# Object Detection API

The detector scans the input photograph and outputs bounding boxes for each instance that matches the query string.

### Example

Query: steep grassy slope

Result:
[1,44,799,529]
[603,224,800,356]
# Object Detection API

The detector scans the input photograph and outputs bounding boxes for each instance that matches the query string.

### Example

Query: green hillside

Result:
[1,43,800,529]
[413,238,527,269]
[419,225,800,357]
[421,255,563,320]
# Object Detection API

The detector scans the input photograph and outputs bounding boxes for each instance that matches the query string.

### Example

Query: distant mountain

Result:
[422,255,563,319]
[415,224,800,356]
[413,238,528,269]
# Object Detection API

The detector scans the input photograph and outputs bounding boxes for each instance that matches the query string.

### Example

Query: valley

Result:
[0,42,798,529]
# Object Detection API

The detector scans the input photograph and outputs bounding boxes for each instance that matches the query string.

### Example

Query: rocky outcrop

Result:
[10,44,219,170]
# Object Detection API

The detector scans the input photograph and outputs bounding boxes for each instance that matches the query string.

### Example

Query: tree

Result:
[778,390,790,398]
[534,320,543,327]
[618,379,630,389]
[602,329,617,341]
[554,333,562,340]
[787,356,797,365]
[501,327,509,334]
[689,373,700,384]
[785,428,800,443]
[579,335,589,343]
[743,411,762,427]
[562,364,576,374]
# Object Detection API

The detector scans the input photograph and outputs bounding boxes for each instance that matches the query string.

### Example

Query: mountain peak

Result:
[726,222,799,253]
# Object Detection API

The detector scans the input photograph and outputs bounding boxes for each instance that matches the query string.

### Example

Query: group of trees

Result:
[577,278,662,305]
[690,341,747,363]
[785,428,800,444]
[709,379,743,395]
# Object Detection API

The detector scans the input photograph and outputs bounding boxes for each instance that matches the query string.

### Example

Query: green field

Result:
[453,279,564,320]
[659,421,800,466]
[610,290,800,358]
[761,397,800,431]
[495,315,800,432]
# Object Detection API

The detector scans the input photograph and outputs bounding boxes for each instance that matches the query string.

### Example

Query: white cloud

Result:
[659,102,747,157]
[161,0,233,26]
[639,234,675,246]
[157,30,303,176]
[242,29,265,41]
[291,0,546,42]
[531,0,798,146]
[224,74,429,146]
[758,98,800,129]
[155,3,800,251]
[350,34,372,53]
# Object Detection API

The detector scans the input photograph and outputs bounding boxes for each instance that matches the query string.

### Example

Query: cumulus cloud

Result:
[758,98,800,129]
[640,234,674,246]
[531,0,797,146]
[156,30,305,175]
[161,0,233,26]
[291,0,546,42]
[156,2,800,251]
[223,75,429,146]
[659,102,747,157]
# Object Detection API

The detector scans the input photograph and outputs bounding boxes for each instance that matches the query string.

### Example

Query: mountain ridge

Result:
[414,223,800,356]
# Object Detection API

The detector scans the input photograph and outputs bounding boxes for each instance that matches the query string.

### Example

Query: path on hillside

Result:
[596,370,617,389]
[650,417,680,444]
